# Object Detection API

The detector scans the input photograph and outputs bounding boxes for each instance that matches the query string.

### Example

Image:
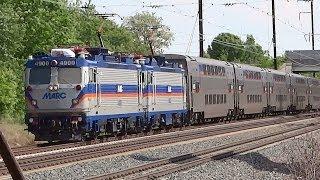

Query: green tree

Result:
[207,33,244,62]
[207,33,273,68]
[0,0,150,123]
[123,12,174,54]
[242,35,266,65]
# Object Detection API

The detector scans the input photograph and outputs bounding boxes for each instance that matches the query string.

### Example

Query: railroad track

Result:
[9,112,320,157]
[9,116,270,156]
[87,122,320,180]
[0,113,319,176]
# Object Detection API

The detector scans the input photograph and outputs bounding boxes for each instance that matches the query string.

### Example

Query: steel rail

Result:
[0,113,318,176]
[88,123,320,180]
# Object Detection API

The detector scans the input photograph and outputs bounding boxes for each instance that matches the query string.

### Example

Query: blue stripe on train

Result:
[75,84,184,100]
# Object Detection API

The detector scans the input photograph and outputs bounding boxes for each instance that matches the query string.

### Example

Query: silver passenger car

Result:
[156,54,318,123]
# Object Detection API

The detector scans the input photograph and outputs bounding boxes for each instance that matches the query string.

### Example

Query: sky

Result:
[85,0,319,57]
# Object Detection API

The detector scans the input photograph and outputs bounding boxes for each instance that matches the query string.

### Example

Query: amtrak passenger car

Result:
[25,48,187,141]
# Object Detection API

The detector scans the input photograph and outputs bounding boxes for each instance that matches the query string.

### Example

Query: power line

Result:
[244,3,307,34]
[210,39,267,56]
[186,14,199,54]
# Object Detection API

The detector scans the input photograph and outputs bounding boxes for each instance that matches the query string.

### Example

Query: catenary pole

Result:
[199,0,204,57]
[272,0,277,70]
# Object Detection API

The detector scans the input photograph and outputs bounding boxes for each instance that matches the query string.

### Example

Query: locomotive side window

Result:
[29,68,51,85]
[89,69,96,83]
[148,72,153,84]
[58,68,81,84]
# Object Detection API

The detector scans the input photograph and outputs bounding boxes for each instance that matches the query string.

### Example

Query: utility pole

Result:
[311,1,315,77]
[272,0,277,70]
[199,0,204,57]
[311,0,315,50]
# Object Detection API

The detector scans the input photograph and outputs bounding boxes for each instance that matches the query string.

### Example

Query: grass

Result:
[0,121,35,148]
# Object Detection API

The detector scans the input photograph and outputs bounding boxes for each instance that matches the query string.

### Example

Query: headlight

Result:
[53,85,59,91]
[77,117,82,121]
[48,85,54,91]
[31,100,37,106]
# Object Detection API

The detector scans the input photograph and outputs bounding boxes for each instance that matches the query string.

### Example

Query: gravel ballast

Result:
[164,130,320,180]
[22,118,320,180]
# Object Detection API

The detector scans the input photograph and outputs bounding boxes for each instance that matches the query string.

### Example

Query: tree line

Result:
[0,0,152,122]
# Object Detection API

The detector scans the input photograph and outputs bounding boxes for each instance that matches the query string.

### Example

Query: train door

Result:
[138,70,147,120]
[289,74,296,110]
[138,70,156,124]
[96,68,101,106]
[187,60,201,120]
[225,62,235,116]
[232,64,244,116]
[89,67,99,108]
[265,70,273,111]
[307,78,311,109]
[146,71,156,114]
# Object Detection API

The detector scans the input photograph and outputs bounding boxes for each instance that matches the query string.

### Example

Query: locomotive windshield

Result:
[58,68,81,84]
[29,68,51,85]
[29,67,81,85]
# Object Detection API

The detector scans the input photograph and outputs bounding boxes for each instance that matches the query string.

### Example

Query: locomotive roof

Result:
[26,53,184,73]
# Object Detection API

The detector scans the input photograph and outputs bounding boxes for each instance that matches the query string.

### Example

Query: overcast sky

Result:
[87,0,319,57]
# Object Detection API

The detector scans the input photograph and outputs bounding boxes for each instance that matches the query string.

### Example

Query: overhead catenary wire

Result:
[91,0,319,61]
[186,14,199,55]
[210,39,268,56]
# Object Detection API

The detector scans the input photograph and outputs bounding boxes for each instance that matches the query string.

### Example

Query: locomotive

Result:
[25,49,320,142]
[25,48,187,142]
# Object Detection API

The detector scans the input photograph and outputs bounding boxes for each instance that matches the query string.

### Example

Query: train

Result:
[24,48,320,142]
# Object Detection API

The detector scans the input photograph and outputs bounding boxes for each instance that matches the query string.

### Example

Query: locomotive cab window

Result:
[58,68,82,84]
[29,67,51,85]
